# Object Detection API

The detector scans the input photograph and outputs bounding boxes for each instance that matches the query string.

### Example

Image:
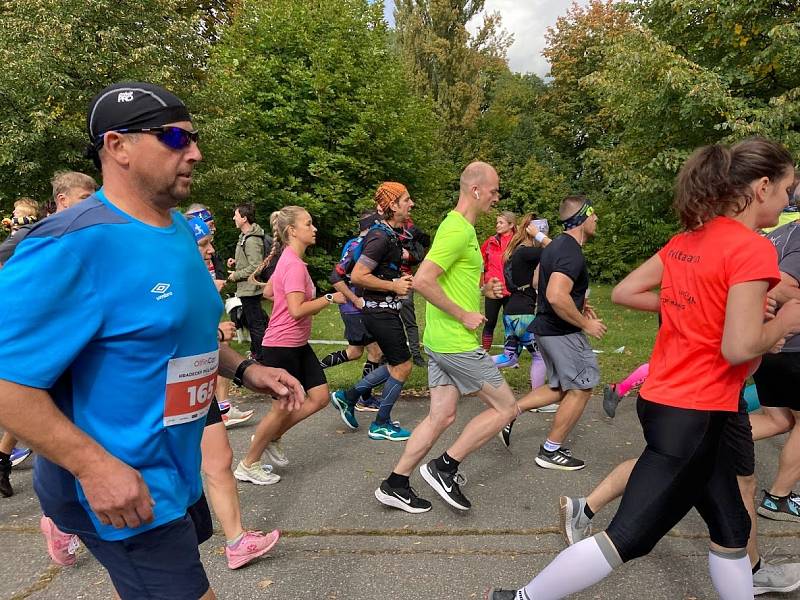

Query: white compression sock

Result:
[708,549,754,600]
[519,534,620,600]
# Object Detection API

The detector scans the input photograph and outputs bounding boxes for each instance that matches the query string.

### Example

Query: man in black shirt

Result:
[330,182,415,442]
[505,195,606,470]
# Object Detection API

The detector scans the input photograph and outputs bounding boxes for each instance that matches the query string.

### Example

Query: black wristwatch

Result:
[232,358,258,387]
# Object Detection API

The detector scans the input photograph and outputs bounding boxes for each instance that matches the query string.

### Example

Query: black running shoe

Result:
[602,384,622,418]
[420,459,471,510]
[374,479,432,513]
[485,588,518,600]
[498,418,515,448]
[0,457,12,498]
[535,446,585,471]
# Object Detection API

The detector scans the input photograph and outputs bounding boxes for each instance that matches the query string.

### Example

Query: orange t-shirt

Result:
[640,216,780,412]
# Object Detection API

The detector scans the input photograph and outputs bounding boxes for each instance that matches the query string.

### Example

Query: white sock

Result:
[519,534,618,600]
[708,549,754,600]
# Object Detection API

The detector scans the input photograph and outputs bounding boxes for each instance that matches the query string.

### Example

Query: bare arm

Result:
[768,271,800,305]
[414,259,486,330]
[285,290,343,320]
[547,273,606,338]
[333,281,364,309]
[350,261,410,294]
[611,254,663,313]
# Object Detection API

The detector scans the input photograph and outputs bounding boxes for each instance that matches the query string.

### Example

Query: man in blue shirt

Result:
[0,81,304,600]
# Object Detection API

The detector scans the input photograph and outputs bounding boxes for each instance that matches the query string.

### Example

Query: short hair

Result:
[235,203,256,224]
[559,195,589,220]
[13,197,39,217]
[51,171,98,203]
[459,161,495,194]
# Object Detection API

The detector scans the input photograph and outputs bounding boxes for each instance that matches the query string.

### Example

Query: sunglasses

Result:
[113,126,199,150]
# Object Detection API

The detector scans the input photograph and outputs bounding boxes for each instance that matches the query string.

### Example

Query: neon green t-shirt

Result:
[423,210,483,353]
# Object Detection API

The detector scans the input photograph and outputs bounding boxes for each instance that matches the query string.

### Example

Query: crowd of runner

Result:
[0,81,799,599]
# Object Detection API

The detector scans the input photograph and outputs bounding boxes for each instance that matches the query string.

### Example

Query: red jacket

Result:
[480,232,513,296]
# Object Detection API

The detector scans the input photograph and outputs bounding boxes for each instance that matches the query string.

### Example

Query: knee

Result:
[390,361,412,380]
[430,409,457,432]
[347,346,364,360]
[202,446,234,480]
[498,401,518,424]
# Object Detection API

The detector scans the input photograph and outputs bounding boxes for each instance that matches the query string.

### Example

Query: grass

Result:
[230,283,658,393]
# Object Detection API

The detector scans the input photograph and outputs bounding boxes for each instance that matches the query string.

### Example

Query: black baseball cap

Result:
[86,81,192,151]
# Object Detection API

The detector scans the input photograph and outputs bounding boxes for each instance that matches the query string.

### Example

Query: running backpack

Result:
[334,222,399,279]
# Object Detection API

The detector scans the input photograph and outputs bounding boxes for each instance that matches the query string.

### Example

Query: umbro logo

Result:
[151,283,173,301]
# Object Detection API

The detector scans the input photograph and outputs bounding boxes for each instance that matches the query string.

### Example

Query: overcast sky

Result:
[382,0,590,78]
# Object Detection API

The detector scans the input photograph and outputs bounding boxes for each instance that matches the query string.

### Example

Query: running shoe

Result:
[330,390,359,429]
[492,352,519,369]
[498,419,515,448]
[420,459,471,510]
[757,490,800,522]
[40,516,79,566]
[225,529,280,570]
[368,421,411,441]
[0,455,12,498]
[374,479,432,514]
[10,447,32,467]
[234,461,281,485]
[265,440,289,468]
[535,446,585,471]
[530,403,559,413]
[355,396,381,412]
[753,561,800,595]
[559,496,592,545]
[602,384,622,418]
[222,405,255,428]
[485,589,517,600]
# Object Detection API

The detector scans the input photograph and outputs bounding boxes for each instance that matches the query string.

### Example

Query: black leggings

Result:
[605,397,750,563]
[481,296,508,349]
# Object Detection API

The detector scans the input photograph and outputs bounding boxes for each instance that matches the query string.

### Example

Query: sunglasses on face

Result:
[113,126,199,150]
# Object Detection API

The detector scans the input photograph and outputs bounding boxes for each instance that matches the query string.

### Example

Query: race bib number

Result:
[164,350,219,427]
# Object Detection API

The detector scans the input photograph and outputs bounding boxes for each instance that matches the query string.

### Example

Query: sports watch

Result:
[232,358,258,387]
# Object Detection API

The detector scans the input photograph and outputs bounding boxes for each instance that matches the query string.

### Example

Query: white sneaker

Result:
[234,461,281,485]
[753,561,800,595]
[265,440,289,467]
[530,403,559,413]
[223,405,255,428]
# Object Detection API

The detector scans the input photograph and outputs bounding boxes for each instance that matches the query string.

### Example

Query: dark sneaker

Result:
[374,480,432,513]
[535,446,585,471]
[498,419,515,448]
[753,561,800,595]
[757,490,800,522]
[0,457,12,498]
[420,459,471,510]
[485,588,518,600]
[330,390,358,430]
[603,384,622,418]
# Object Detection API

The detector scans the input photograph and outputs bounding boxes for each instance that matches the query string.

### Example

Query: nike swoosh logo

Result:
[442,456,450,464]
[393,492,412,505]
[438,473,452,492]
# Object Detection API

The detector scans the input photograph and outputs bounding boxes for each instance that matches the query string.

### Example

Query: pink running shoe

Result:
[225,529,280,569]
[40,516,79,566]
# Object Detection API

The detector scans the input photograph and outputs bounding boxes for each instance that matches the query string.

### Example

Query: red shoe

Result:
[40,516,79,566]
[225,529,280,569]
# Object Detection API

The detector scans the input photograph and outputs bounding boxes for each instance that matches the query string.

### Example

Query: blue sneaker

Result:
[368,421,411,441]
[10,447,32,467]
[492,352,519,369]
[330,390,358,430]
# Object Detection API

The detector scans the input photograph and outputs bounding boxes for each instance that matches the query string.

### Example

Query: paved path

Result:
[1,393,798,599]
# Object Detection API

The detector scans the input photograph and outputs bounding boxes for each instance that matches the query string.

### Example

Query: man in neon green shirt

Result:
[374,162,518,513]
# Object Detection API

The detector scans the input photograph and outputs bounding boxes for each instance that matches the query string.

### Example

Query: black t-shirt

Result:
[505,245,543,315]
[357,224,403,313]
[532,234,589,336]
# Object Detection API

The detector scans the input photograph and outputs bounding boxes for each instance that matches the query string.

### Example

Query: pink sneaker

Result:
[39,516,79,566]
[225,529,280,569]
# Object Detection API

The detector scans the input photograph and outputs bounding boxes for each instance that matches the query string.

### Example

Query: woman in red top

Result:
[480,211,516,350]
[489,138,800,600]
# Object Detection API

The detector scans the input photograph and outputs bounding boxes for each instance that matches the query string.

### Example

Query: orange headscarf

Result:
[374,182,408,214]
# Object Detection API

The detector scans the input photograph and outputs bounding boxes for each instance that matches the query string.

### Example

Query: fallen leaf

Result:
[257,579,274,589]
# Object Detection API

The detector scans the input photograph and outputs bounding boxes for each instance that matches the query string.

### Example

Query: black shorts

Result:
[605,397,750,562]
[77,507,211,600]
[204,398,222,427]
[260,343,327,391]
[361,311,411,366]
[342,313,374,346]
[753,351,800,410]
[722,394,754,477]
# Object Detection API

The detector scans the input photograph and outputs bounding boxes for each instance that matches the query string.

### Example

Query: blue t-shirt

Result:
[0,189,223,541]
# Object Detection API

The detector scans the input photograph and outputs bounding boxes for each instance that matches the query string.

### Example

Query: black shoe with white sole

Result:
[535,445,585,471]
[420,459,471,510]
[498,418,515,448]
[374,480,432,513]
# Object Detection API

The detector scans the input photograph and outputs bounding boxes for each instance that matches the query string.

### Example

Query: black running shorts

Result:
[342,313,375,347]
[361,311,411,366]
[260,343,327,392]
[721,394,754,477]
[605,397,750,563]
[752,351,800,410]
[204,398,222,427]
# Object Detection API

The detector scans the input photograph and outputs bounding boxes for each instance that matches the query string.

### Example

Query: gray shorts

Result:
[424,347,504,395]
[537,332,600,391]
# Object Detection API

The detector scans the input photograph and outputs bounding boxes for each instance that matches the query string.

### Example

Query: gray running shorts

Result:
[537,331,600,391]
[425,347,504,395]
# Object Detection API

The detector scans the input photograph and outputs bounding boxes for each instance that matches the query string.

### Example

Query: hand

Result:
[583,301,598,320]
[393,275,413,296]
[764,296,777,321]
[482,277,504,299]
[769,338,786,354]
[331,292,347,305]
[218,321,236,342]
[77,456,154,529]
[583,318,607,339]
[243,365,306,412]
[227,271,236,282]
[525,221,541,238]
[227,258,236,268]
[460,311,487,331]
[354,297,366,310]
[777,298,800,335]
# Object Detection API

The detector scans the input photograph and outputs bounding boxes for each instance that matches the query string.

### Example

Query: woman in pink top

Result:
[235,206,344,485]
